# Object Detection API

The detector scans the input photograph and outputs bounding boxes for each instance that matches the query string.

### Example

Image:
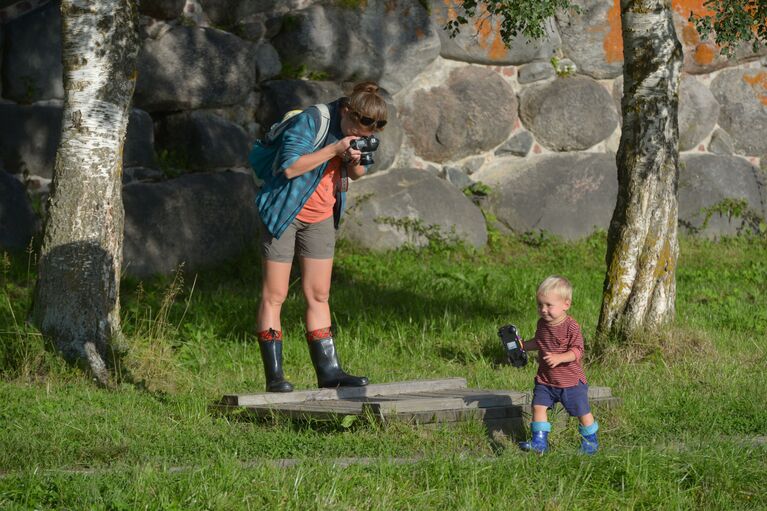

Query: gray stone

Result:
[708,128,734,156]
[340,168,487,250]
[123,167,165,184]
[255,42,282,82]
[2,0,63,102]
[678,154,766,236]
[0,101,62,178]
[0,171,37,250]
[271,2,440,95]
[495,131,534,157]
[124,109,156,168]
[556,0,623,79]
[518,61,556,84]
[235,15,267,42]
[122,171,259,277]
[519,76,618,151]
[200,0,284,27]
[432,3,560,65]
[442,166,473,189]
[155,111,250,170]
[473,153,618,240]
[139,0,186,19]
[134,26,256,112]
[678,75,720,151]
[400,66,517,163]
[367,102,404,174]
[710,68,767,157]
[257,80,343,128]
[463,157,485,175]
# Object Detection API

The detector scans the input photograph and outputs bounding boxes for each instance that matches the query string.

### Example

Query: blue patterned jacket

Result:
[255,99,346,239]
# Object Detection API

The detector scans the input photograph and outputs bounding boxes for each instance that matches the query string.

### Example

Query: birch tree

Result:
[32,0,139,385]
[597,0,682,338]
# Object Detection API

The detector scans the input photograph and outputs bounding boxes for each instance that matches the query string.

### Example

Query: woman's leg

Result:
[299,256,334,330]
[257,259,293,331]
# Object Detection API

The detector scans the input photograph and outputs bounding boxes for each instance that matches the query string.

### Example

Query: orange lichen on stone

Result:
[603,0,623,63]
[693,42,716,65]
[473,5,508,61]
[502,67,514,77]
[743,71,767,106]
[672,0,715,20]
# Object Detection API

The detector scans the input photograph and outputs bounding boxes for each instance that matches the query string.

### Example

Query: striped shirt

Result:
[533,316,587,388]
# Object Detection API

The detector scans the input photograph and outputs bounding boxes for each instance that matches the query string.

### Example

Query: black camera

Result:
[349,135,380,166]
[498,324,528,368]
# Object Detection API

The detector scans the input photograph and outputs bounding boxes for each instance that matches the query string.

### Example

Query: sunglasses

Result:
[350,110,387,129]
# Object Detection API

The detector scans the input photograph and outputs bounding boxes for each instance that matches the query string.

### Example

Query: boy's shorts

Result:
[260,216,336,262]
[532,381,591,417]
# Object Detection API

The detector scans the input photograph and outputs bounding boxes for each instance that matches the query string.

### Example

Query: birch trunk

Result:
[32,0,139,385]
[597,0,683,339]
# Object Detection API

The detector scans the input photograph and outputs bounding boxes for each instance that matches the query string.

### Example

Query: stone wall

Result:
[1,0,766,272]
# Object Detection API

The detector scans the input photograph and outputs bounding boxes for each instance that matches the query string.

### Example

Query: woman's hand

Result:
[335,136,362,165]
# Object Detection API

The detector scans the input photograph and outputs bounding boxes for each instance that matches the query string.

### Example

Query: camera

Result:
[349,135,380,166]
[498,324,528,368]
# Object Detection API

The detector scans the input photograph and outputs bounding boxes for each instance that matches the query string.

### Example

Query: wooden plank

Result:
[364,398,468,414]
[426,388,530,405]
[221,378,468,407]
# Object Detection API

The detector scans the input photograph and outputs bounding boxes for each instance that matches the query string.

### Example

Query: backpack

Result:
[249,104,331,181]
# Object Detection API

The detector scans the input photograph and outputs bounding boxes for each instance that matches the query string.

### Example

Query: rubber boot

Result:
[519,421,551,453]
[579,422,599,454]
[258,329,293,393]
[306,328,368,388]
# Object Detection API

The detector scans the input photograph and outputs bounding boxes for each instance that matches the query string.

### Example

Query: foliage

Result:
[550,56,577,77]
[444,0,580,44]
[690,0,767,56]
[699,197,767,237]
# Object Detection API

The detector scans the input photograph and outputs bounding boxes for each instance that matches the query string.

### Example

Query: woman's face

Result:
[341,107,382,137]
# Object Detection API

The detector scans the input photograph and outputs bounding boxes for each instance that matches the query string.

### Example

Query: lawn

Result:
[1,232,765,510]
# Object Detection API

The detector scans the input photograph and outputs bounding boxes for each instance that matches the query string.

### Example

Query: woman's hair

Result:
[345,81,388,124]
[537,275,573,302]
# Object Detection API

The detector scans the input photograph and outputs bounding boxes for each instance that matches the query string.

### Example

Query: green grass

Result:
[1,233,766,509]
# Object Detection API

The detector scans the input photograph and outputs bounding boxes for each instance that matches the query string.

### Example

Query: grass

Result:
[1,232,766,509]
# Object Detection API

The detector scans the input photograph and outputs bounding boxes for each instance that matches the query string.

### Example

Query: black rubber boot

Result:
[307,333,368,388]
[258,339,294,393]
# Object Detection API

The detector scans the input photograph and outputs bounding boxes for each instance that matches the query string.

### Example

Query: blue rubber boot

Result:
[519,421,551,453]
[579,422,599,454]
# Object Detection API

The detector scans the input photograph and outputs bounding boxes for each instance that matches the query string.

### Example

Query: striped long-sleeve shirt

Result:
[533,316,588,388]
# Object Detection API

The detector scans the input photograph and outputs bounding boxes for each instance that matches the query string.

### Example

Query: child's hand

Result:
[543,352,569,368]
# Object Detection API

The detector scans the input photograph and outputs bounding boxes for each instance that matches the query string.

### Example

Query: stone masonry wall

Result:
[1,0,766,268]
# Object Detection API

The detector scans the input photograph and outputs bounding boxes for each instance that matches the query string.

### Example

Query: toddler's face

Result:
[536,292,571,325]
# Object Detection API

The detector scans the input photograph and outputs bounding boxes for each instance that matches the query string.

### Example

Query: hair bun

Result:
[353,81,379,95]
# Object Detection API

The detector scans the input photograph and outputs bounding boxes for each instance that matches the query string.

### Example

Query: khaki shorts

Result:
[260,216,336,262]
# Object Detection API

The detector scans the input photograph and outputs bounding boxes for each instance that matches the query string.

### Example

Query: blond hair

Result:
[345,81,387,125]
[537,275,573,302]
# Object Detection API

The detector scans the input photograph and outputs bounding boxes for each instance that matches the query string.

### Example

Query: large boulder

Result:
[138,0,186,19]
[257,80,344,128]
[0,171,37,250]
[271,1,440,95]
[519,76,618,151]
[431,2,560,65]
[399,66,517,163]
[122,171,259,277]
[0,101,61,178]
[1,0,63,103]
[154,111,250,170]
[710,68,767,157]
[678,154,766,237]
[555,0,623,79]
[124,109,156,169]
[134,26,256,112]
[473,153,618,239]
[340,167,487,250]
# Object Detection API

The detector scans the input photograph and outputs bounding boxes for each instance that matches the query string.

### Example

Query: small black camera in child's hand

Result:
[349,135,380,166]
[498,324,528,368]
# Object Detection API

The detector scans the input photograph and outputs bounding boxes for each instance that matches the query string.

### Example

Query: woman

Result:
[254,81,388,392]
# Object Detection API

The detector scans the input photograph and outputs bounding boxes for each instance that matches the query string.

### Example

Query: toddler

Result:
[518,275,599,454]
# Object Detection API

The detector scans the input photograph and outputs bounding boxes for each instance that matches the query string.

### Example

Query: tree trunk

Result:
[32,0,139,385]
[597,0,683,340]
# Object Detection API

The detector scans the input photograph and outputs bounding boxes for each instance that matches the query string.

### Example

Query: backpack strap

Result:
[312,103,331,150]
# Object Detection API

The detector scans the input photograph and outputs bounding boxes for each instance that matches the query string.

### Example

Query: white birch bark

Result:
[32,0,139,385]
[597,0,683,339]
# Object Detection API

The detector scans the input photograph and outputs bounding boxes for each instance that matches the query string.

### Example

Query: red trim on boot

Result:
[305,327,332,342]
[258,328,282,342]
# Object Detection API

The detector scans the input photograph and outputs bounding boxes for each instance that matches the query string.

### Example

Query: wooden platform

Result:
[215,378,620,440]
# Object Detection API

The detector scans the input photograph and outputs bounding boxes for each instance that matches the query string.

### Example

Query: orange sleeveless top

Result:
[295,156,341,223]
